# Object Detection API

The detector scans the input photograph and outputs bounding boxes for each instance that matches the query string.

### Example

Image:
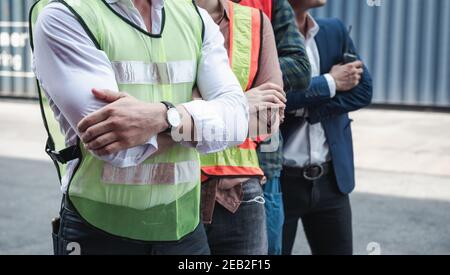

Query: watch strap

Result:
[161,101,175,134]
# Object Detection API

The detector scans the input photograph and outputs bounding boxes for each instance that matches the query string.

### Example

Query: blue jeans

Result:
[204,178,268,255]
[263,174,284,255]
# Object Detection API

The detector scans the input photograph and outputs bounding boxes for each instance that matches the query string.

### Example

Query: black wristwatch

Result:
[161,101,182,134]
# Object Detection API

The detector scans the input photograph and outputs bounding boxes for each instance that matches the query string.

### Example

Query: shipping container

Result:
[311,0,450,108]
[0,0,36,98]
[0,0,449,107]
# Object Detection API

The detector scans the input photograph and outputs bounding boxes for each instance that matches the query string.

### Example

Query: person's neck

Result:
[133,0,152,31]
[297,11,309,37]
[201,0,223,23]
[293,7,310,37]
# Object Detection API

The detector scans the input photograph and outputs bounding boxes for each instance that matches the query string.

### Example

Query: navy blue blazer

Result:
[281,18,373,194]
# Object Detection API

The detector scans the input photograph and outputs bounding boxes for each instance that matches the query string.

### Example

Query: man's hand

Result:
[245,83,286,112]
[246,82,286,121]
[246,83,286,138]
[330,61,364,92]
[77,89,169,156]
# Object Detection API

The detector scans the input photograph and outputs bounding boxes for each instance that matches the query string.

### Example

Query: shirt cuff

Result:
[121,136,158,167]
[181,100,228,154]
[94,136,158,168]
[324,74,337,98]
[146,135,158,152]
[136,135,159,162]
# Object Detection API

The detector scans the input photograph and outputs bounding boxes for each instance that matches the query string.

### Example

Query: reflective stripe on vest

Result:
[229,1,262,91]
[232,0,273,149]
[112,60,196,85]
[102,160,200,186]
[30,0,203,242]
[238,0,273,21]
[200,2,264,179]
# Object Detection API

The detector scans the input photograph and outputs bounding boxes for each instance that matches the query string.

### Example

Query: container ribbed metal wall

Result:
[0,0,449,106]
[0,0,36,98]
[311,0,450,107]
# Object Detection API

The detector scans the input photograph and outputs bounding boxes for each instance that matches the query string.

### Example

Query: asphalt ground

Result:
[0,101,449,255]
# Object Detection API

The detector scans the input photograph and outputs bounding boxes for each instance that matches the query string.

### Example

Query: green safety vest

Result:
[200,1,264,180]
[30,0,204,242]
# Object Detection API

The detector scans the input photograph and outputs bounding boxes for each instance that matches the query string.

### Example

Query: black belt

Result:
[283,162,332,181]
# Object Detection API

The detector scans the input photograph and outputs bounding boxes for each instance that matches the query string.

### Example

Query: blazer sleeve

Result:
[285,75,333,112]
[307,19,373,124]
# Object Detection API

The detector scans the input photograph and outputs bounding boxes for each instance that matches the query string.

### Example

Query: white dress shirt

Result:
[33,0,248,192]
[283,15,336,168]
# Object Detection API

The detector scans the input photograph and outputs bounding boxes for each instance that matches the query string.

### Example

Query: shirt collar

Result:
[305,14,320,41]
[105,0,164,10]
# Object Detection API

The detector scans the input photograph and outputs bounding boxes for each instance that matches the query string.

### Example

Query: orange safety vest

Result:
[239,0,275,144]
[237,0,275,145]
[238,0,273,20]
[200,1,264,181]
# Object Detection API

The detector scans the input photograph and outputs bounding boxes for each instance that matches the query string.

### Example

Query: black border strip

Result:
[55,0,101,49]
[29,0,96,183]
[29,0,63,182]
[100,0,166,38]
[192,0,206,42]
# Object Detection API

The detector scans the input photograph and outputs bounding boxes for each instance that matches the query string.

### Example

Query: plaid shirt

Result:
[257,0,311,178]
[273,0,311,92]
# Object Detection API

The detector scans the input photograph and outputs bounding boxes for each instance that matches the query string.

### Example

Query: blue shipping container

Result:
[0,0,449,107]
[311,0,450,107]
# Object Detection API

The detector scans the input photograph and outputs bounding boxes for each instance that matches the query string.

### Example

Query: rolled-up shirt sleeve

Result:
[33,4,158,168]
[183,8,249,154]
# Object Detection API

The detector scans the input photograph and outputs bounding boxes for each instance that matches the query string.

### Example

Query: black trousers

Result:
[281,166,353,255]
[54,198,211,255]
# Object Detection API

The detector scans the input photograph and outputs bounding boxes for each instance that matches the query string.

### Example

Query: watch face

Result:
[167,108,182,128]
